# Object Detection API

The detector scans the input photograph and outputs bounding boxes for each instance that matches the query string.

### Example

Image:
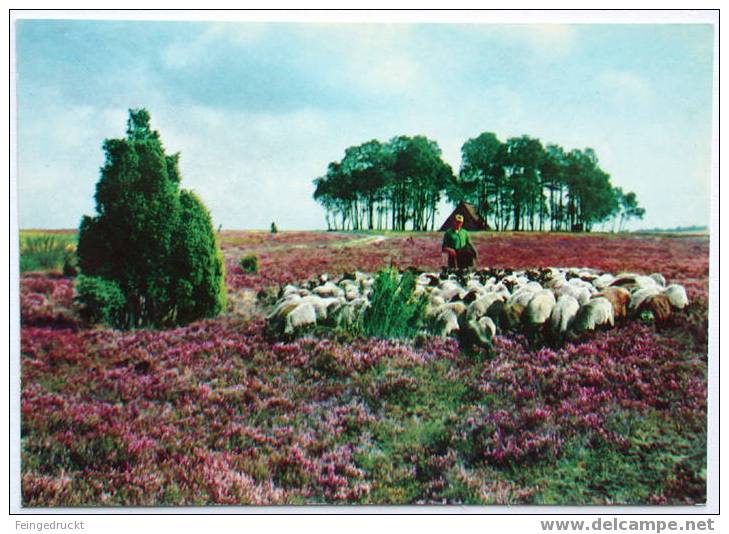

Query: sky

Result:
[14,18,715,231]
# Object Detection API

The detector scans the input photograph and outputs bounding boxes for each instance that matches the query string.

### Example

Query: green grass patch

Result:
[19,231,78,273]
[514,410,706,505]
[352,357,484,503]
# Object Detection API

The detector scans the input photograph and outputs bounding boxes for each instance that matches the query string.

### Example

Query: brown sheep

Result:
[595,286,631,320]
[638,294,673,323]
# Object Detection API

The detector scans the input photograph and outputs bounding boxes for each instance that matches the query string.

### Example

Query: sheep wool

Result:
[572,297,614,333]
[285,302,317,334]
[595,286,631,320]
[467,293,505,321]
[639,294,673,323]
[663,284,689,309]
[549,294,580,335]
[629,287,661,312]
[435,309,460,337]
[592,273,615,291]
[523,290,557,325]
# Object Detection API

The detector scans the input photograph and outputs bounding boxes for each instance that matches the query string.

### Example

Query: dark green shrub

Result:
[170,190,227,325]
[271,222,278,234]
[358,268,427,339]
[239,254,259,274]
[77,109,226,328]
[75,275,126,326]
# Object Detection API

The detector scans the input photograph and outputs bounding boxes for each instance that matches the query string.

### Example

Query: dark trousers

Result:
[448,247,476,269]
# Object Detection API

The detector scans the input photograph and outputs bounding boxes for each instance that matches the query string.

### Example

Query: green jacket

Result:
[442,228,474,251]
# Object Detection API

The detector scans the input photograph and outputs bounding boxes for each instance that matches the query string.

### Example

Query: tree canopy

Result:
[314,131,644,233]
[314,136,455,231]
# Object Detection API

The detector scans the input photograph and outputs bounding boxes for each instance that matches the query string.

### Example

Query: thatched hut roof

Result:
[438,201,489,231]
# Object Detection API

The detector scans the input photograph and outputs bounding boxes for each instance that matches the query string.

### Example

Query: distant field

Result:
[19,230,709,506]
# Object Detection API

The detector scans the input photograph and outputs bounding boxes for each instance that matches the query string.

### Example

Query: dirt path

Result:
[247,234,389,253]
[331,235,388,248]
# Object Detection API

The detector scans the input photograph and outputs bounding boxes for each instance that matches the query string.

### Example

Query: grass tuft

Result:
[358,268,428,339]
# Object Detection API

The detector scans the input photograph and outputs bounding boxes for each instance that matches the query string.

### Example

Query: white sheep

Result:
[629,287,661,312]
[339,278,357,291]
[545,275,567,290]
[312,282,344,299]
[435,309,460,337]
[267,298,300,324]
[283,292,302,303]
[572,297,614,333]
[611,273,659,292]
[662,284,689,309]
[330,297,369,328]
[284,302,317,334]
[344,286,360,301]
[555,283,591,306]
[428,294,446,308]
[267,267,685,343]
[467,293,506,321]
[549,294,580,335]
[609,273,642,289]
[524,281,544,292]
[569,277,598,294]
[481,276,498,288]
[282,284,300,298]
[300,295,343,321]
[479,316,497,340]
[458,314,497,348]
[592,273,615,291]
[466,279,484,292]
[438,301,467,318]
[433,284,462,302]
[489,282,511,300]
[523,290,557,326]
[509,288,538,310]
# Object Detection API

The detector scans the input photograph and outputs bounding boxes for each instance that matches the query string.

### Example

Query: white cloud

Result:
[482,24,578,59]
[161,22,267,70]
[521,24,578,57]
[357,54,422,94]
[332,24,426,96]
[597,69,653,101]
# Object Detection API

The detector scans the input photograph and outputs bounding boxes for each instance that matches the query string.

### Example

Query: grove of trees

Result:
[77,109,226,328]
[313,132,645,232]
[314,136,455,231]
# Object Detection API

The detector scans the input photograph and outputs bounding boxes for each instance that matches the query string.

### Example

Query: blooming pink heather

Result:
[20,231,708,505]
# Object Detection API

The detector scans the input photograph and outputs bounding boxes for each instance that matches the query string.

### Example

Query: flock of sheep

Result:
[265,267,689,347]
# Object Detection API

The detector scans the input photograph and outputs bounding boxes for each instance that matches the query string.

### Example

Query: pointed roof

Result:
[439,201,489,231]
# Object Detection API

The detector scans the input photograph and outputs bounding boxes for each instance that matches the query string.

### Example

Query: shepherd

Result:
[442,214,478,269]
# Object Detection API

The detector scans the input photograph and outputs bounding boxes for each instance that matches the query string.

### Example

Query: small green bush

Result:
[239,254,259,274]
[75,275,127,326]
[358,268,427,339]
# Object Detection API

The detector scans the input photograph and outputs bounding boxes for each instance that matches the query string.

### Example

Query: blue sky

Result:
[15,20,715,230]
